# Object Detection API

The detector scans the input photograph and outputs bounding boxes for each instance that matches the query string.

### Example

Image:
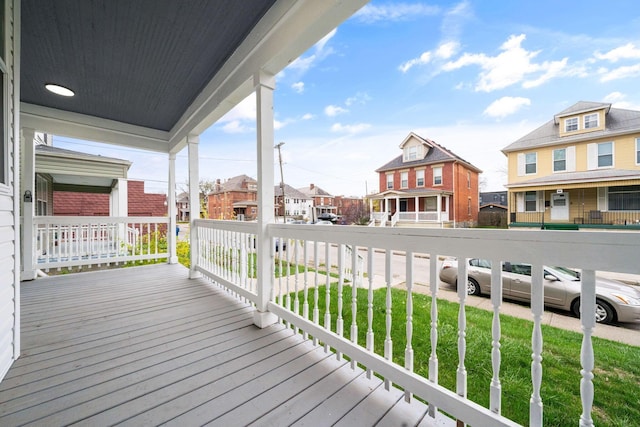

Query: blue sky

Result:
[55,0,640,196]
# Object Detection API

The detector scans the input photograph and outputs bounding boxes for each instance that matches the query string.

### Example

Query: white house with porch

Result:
[0,2,637,426]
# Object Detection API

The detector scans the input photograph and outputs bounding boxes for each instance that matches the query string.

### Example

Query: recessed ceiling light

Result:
[45,83,75,97]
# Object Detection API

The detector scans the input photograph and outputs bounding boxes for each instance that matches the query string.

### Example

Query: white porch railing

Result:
[191,219,639,427]
[33,216,169,270]
[390,210,399,227]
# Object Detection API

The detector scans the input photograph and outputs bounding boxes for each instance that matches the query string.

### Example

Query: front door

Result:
[399,200,407,212]
[551,193,569,221]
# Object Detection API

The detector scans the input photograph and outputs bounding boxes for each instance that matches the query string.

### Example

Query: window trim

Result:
[584,113,599,129]
[636,138,640,166]
[553,148,566,172]
[597,141,614,168]
[400,171,408,189]
[432,166,443,186]
[416,169,425,187]
[565,117,579,132]
[525,152,537,175]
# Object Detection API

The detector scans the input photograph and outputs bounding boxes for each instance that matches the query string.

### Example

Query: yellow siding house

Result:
[502,101,640,229]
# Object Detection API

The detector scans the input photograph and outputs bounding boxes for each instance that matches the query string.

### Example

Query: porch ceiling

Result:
[20,0,369,152]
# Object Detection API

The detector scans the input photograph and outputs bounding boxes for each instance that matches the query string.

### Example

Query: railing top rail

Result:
[193,219,259,233]
[34,216,169,225]
[267,224,640,274]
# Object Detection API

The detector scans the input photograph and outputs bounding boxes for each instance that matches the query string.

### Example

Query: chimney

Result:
[310,183,315,190]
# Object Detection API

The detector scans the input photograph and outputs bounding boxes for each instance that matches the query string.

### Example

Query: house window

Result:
[404,145,418,161]
[608,185,640,211]
[400,171,408,188]
[565,117,578,132]
[525,191,537,212]
[636,138,640,165]
[36,175,48,216]
[433,167,442,185]
[416,169,424,187]
[386,174,393,189]
[425,197,436,211]
[584,113,599,129]
[553,148,566,172]
[598,142,613,167]
[525,152,537,174]
[467,171,471,189]
[467,198,471,215]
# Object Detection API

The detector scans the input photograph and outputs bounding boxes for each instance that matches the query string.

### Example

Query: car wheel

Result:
[571,299,616,324]
[466,278,481,296]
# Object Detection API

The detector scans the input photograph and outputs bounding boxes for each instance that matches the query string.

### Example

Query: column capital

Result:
[253,70,276,90]
[187,134,200,144]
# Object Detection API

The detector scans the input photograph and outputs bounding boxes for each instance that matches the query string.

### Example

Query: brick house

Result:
[54,180,167,217]
[370,132,482,227]
[207,175,258,220]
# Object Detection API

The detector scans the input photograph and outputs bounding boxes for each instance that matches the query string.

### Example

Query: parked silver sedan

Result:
[439,258,640,324]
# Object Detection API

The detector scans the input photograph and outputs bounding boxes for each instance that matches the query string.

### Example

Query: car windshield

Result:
[547,266,581,281]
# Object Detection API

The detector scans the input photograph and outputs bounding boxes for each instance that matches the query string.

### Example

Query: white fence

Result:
[191,219,639,427]
[33,216,169,270]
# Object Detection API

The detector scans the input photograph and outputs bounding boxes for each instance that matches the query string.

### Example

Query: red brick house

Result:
[370,132,482,227]
[207,175,258,220]
[54,180,167,217]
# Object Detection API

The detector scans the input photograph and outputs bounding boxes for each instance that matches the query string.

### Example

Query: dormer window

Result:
[584,113,599,129]
[565,117,578,132]
[404,145,418,161]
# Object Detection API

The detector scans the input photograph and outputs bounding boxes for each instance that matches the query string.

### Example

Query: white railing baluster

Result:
[313,240,320,347]
[428,252,439,418]
[384,249,393,390]
[530,263,544,427]
[324,241,331,352]
[366,246,374,379]
[303,240,309,341]
[457,256,468,402]
[579,269,596,427]
[293,239,300,334]
[490,259,503,414]
[405,251,414,402]
[350,245,358,370]
[336,244,344,361]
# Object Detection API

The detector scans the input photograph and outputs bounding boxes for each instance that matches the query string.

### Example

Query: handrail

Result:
[193,219,640,427]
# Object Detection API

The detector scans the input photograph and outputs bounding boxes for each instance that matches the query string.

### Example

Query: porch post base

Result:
[21,270,37,281]
[168,256,179,265]
[253,310,278,329]
[189,269,202,279]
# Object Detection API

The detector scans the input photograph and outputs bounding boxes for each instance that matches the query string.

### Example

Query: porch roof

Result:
[506,169,640,190]
[20,0,369,153]
[370,188,454,199]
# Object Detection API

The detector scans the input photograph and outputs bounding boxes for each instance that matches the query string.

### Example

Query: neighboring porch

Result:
[369,190,451,227]
[508,186,640,230]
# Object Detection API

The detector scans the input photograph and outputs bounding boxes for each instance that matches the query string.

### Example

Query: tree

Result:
[179,178,217,218]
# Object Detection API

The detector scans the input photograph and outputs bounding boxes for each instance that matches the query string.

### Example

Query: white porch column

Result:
[109,178,128,217]
[167,152,178,264]
[414,195,419,222]
[21,127,36,281]
[395,196,399,213]
[369,198,373,220]
[437,194,442,222]
[188,134,201,279]
[254,70,278,328]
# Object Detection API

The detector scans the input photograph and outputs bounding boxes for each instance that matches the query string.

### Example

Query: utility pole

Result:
[275,142,286,224]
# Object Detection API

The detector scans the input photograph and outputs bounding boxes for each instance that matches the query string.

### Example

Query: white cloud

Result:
[345,92,372,106]
[603,92,640,110]
[353,3,440,24]
[442,34,570,92]
[287,29,337,75]
[292,82,305,94]
[325,105,348,117]
[435,41,460,59]
[399,52,432,73]
[599,63,640,82]
[484,97,531,118]
[302,113,314,120]
[222,120,251,134]
[330,123,371,134]
[594,43,640,62]
[220,93,256,123]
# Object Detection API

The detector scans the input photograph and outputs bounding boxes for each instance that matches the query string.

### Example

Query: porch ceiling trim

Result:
[370,189,453,199]
[507,179,640,192]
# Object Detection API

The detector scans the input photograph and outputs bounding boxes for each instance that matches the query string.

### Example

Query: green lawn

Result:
[293,284,640,426]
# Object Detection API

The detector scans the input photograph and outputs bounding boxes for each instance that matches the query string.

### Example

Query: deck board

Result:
[0,263,443,426]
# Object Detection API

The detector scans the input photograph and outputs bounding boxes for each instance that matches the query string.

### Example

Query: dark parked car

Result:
[439,258,640,324]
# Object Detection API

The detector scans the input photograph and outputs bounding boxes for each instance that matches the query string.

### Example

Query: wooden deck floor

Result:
[0,263,442,426]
